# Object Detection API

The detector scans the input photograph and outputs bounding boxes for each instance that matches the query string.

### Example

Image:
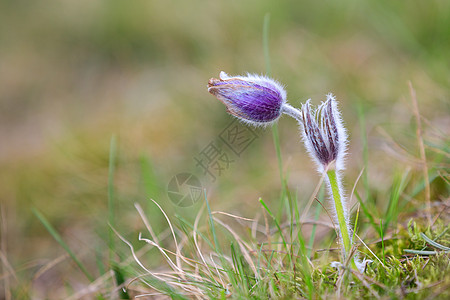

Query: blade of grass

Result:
[263,13,288,222]
[140,155,162,199]
[352,205,360,244]
[410,172,439,198]
[274,124,286,222]
[32,208,94,282]
[379,220,385,265]
[285,179,295,270]
[139,277,190,300]
[175,214,215,251]
[357,102,371,203]
[409,82,431,225]
[354,234,385,267]
[308,187,324,257]
[205,190,221,256]
[420,233,450,251]
[204,190,234,290]
[112,263,130,299]
[403,249,447,255]
[259,198,292,268]
[96,249,105,276]
[230,242,250,295]
[384,169,410,234]
[355,191,378,232]
[108,135,117,262]
[255,242,264,288]
[0,204,13,300]
[297,234,313,300]
[292,194,313,300]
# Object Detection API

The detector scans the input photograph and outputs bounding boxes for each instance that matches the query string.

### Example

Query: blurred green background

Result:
[0,0,449,298]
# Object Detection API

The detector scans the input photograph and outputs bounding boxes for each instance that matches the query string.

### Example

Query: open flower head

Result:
[301,94,347,172]
[208,71,287,125]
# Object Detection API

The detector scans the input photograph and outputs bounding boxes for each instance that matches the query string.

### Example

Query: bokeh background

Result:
[1,0,449,298]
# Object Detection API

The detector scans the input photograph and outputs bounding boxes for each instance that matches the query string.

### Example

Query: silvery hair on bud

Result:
[324,93,348,172]
[299,93,348,173]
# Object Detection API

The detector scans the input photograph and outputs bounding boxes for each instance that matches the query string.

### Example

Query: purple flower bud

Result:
[208,71,287,125]
[301,94,347,172]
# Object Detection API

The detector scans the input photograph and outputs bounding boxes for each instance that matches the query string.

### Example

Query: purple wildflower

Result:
[208,71,287,125]
[300,94,347,172]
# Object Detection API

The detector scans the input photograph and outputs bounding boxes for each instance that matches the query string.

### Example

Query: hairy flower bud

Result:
[301,94,347,172]
[208,71,287,125]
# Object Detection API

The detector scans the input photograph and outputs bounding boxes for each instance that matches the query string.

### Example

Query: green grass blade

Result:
[204,190,235,289]
[175,214,215,251]
[410,172,439,198]
[296,232,313,299]
[259,198,291,265]
[230,242,250,295]
[355,191,378,232]
[379,220,385,265]
[263,13,288,222]
[403,249,447,255]
[308,187,324,257]
[140,277,189,300]
[420,233,450,251]
[292,196,313,299]
[384,169,410,234]
[140,154,162,199]
[112,263,130,299]
[108,135,117,262]
[271,120,286,222]
[96,249,105,276]
[205,190,220,254]
[352,205,360,243]
[32,208,94,282]
[357,103,371,200]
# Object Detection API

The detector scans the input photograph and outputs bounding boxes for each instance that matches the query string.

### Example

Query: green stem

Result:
[327,169,357,269]
[108,135,117,263]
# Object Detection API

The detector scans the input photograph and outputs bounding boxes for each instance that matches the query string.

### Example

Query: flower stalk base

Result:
[327,169,358,270]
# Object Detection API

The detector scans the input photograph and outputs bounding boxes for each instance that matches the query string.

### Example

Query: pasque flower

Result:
[300,94,364,272]
[300,93,347,173]
[207,71,365,272]
[208,71,294,125]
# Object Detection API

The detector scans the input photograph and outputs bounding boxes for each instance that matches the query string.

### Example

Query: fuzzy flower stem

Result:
[327,169,351,252]
[327,169,358,270]
[281,103,302,123]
